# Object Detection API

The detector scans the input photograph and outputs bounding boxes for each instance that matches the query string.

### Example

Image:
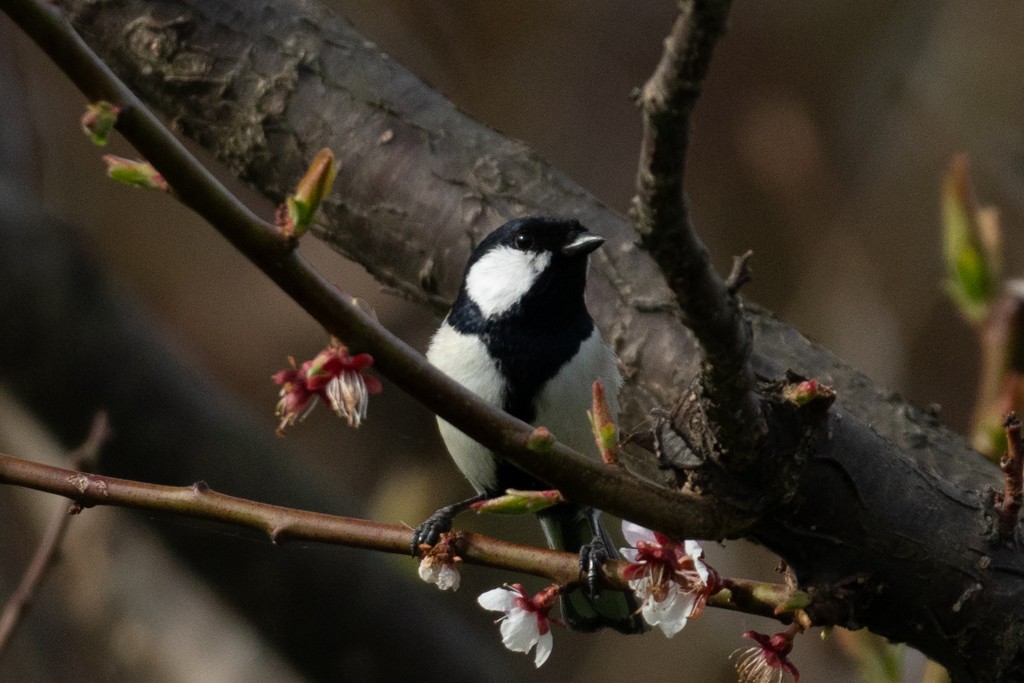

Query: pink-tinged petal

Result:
[272,368,300,385]
[348,353,375,371]
[478,585,557,667]
[499,608,538,654]
[641,583,694,637]
[417,559,437,584]
[418,557,461,592]
[363,375,383,394]
[533,630,553,667]
[735,630,800,683]
[435,565,461,591]
[478,587,516,612]
[659,592,698,637]
[622,520,655,547]
[684,540,711,583]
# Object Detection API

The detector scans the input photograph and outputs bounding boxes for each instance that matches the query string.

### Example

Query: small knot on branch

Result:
[994,412,1024,543]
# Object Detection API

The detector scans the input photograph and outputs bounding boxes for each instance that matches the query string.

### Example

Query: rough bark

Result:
[10,0,1020,679]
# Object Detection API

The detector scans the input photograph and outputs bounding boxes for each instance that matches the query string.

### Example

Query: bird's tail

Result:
[537,506,647,634]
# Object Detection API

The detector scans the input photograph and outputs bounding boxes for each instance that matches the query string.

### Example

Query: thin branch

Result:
[725,250,754,296]
[0,504,74,658]
[0,413,109,657]
[0,450,578,579]
[65,411,111,473]
[996,413,1024,542]
[631,0,763,463]
[0,450,792,621]
[1,0,752,540]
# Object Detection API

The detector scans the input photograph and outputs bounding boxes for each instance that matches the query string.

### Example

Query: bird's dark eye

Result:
[513,230,535,251]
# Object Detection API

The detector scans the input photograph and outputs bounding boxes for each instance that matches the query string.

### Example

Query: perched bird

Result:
[414,216,644,634]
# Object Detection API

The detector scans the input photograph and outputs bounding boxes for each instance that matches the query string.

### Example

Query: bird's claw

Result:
[410,509,454,556]
[579,535,613,598]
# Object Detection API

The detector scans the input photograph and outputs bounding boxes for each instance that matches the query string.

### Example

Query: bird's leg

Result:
[579,507,615,598]
[410,493,485,556]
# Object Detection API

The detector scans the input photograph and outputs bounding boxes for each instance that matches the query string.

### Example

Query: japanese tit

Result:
[415,216,644,634]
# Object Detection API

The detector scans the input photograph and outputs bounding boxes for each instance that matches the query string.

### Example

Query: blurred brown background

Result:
[2,0,1023,681]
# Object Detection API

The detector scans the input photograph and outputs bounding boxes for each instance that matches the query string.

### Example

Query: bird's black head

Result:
[452,216,604,324]
[445,216,606,424]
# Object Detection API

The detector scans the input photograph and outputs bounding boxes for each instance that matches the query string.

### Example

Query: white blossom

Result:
[620,521,714,637]
[417,555,461,591]
[477,584,558,667]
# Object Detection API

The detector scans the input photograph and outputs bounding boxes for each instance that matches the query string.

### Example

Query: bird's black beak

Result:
[561,230,605,257]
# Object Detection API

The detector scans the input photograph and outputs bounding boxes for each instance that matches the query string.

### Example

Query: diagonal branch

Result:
[0,413,109,658]
[0,503,72,660]
[631,0,763,463]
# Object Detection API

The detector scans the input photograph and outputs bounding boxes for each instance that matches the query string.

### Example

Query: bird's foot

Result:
[411,508,455,556]
[579,534,614,598]
[410,494,485,556]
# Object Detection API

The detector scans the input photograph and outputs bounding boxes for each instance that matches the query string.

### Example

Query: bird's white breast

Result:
[426,321,505,493]
[464,246,552,318]
[426,321,622,494]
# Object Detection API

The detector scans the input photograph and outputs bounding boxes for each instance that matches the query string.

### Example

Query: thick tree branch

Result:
[59,0,704,437]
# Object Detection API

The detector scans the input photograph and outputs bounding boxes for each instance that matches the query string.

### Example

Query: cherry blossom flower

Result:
[306,344,382,427]
[273,341,382,434]
[418,556,461,591]
[732,629,800,683]
[273,359,319,435]
[620,520,716,637]
[477,584,561,667]
[417,534,462,592]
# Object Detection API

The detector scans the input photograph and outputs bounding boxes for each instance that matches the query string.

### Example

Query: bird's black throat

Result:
[447,236,597,494]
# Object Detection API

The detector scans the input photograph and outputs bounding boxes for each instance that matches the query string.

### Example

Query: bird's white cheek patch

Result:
[464,247,551,318]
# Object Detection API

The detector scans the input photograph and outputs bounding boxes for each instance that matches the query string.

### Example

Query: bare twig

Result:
[0,504,74,658]
[0,413,109,657]
[0,450,792,620]
[631,0,763,464]
[66,412,110,472]
[996,413,1024,542]
[725,250,754,296]
[0,0,752,540]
